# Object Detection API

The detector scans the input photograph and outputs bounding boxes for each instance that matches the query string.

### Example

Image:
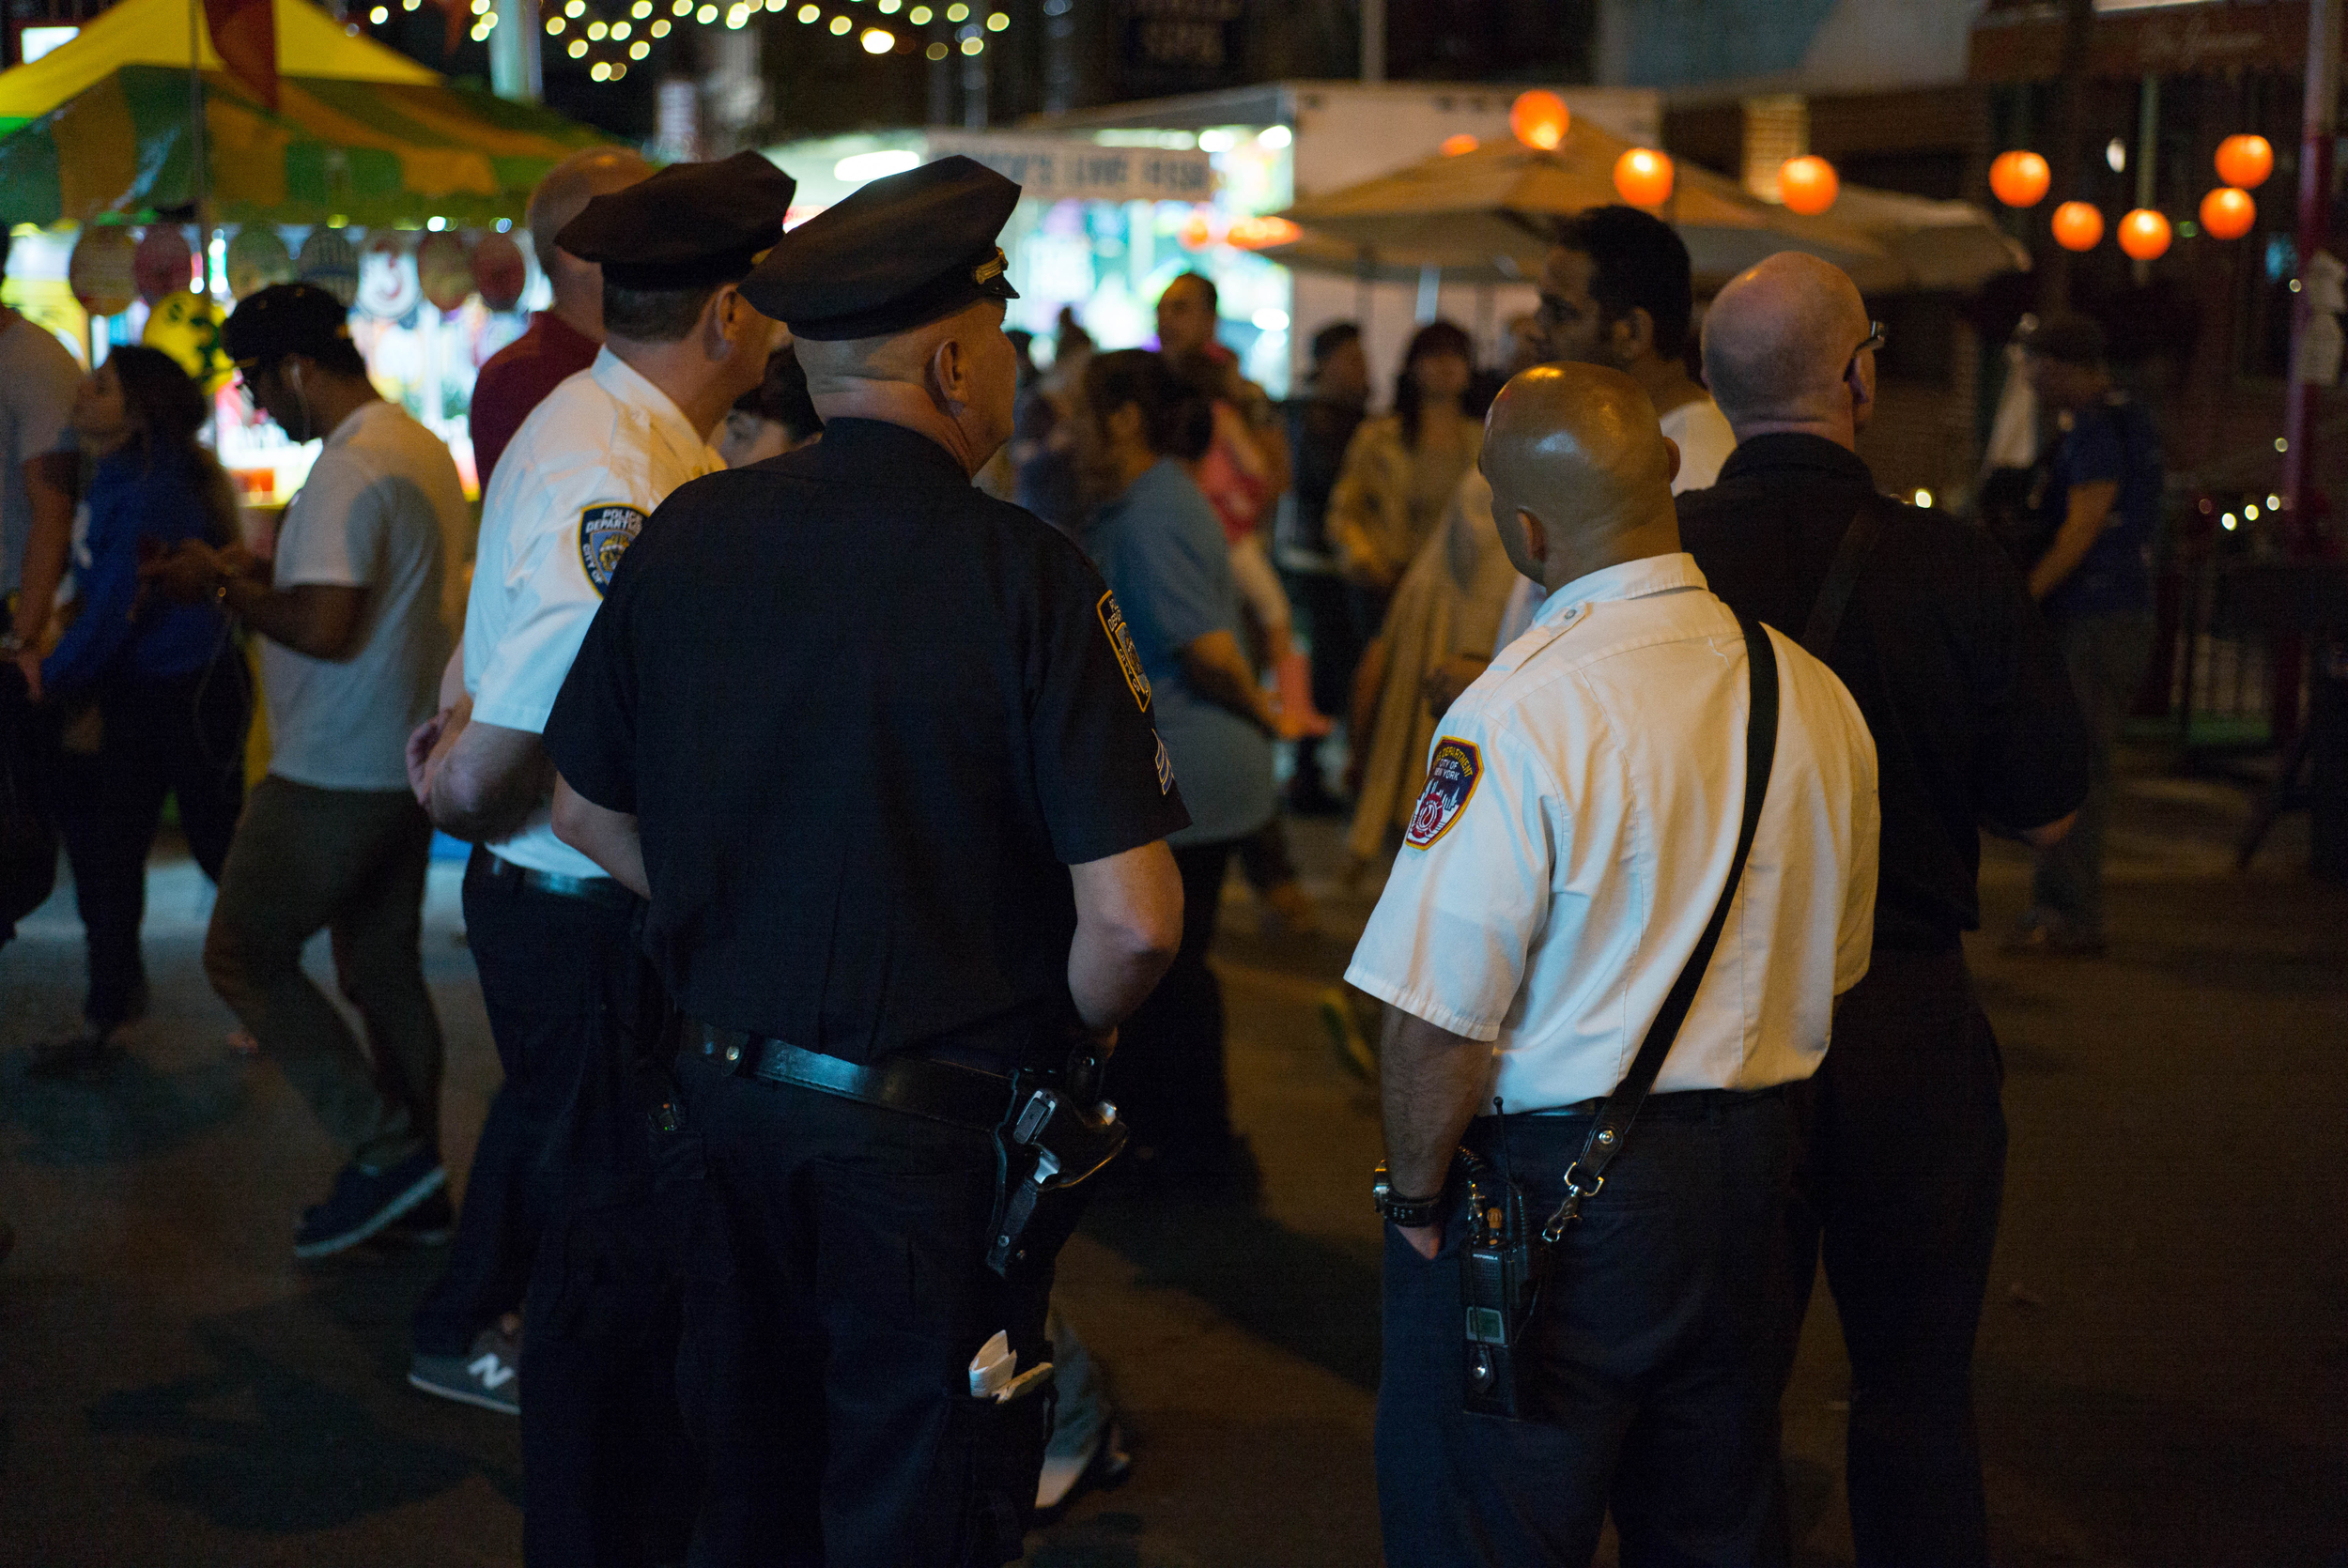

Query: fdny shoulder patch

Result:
[1098,591,1151,712]
[1153,730,1175,795]
[1404,737,1483,850]
[578,503,648,597]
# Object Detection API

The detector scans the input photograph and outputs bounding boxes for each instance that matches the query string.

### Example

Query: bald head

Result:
[1482,362,1681,591]
[1701,252,1874,443]
[529,148,654,275]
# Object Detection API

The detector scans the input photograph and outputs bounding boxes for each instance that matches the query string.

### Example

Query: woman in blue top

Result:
[1080,349,1279,1201]
[32,346,249,1072]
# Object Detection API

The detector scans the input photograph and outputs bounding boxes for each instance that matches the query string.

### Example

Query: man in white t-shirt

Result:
[146,284,467,1260]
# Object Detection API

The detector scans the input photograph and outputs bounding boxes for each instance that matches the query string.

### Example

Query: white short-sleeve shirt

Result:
[464,347,721,877]
[1346,552,1879,1112]
[262,400,466,791]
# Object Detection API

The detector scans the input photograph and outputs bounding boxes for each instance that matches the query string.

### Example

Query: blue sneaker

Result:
[295,1150,446,1259]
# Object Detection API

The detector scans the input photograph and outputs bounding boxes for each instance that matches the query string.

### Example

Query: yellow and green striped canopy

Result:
[0,64,614,228]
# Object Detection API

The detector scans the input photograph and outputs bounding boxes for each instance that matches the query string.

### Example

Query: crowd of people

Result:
[0,136,2168,1567]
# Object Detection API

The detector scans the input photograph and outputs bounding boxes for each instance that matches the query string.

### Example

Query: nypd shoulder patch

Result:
[1404,737,1483,850]
[578,503,649,597]
[1098,591,1151,712]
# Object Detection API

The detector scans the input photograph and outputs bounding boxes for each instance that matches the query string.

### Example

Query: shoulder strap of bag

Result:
[1800,494,1889,660]
[1542,610,1780,1242]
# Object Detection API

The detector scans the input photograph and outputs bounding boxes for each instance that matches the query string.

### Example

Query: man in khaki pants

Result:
[147,284,467,1258]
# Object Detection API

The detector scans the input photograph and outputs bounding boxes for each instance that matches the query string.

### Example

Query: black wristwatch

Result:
[1372,1161,1444,1227]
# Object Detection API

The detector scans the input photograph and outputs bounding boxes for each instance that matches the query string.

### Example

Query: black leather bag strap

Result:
[1800,494,1888,661]
[1541,611,1781,1243]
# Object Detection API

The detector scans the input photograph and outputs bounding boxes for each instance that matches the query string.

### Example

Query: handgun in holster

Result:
[1458,1148,1543,1420]
[984,1043,1128,1278]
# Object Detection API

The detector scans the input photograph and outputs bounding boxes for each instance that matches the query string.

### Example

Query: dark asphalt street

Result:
[1,752,2343,1566]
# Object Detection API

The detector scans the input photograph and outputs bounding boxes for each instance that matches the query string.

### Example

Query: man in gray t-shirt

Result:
[146,284,464,1258]
[0,230,86,685]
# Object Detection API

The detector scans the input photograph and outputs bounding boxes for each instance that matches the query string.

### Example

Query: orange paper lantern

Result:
[1988,149,2050,208]
[2051,201,2105,252]
[1178,212,1214,251]
[2118,208,2171,261]
[2215,133,2274,191]
[1510,90,1569,152]
[1441,133,1479,158]
[1613,147,1675,208]
[2199,186,2257,240]
[1778,155,1839,215]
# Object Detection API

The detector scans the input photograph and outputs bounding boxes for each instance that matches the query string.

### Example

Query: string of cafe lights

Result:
[362,0,1005,82]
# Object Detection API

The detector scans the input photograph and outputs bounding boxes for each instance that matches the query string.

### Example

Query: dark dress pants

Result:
[1379,1090,1797,1568]
[52,664,249,1027]
[416,849,694,1564]
[671,1052,1058,1568]
[1102,839,1238,1160]
[1778,946,2005,1568]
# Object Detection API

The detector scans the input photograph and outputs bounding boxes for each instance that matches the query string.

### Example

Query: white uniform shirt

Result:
[264,400,465,791]
[464,347,721,878]
[1346,552,1879,1112]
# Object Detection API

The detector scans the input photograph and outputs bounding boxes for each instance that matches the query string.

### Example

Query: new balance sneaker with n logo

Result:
[409,1327,522,1416]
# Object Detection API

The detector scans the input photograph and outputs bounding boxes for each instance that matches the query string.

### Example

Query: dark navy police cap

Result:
[224,283,354,369]
[741,155,1020,341]
[557,149,797,292]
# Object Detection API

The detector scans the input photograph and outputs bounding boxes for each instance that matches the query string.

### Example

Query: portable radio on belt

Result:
[1458,1144,1541,1420]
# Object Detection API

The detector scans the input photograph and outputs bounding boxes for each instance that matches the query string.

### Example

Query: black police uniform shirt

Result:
[542,417,1190,1068]
[1676,433,2092,952]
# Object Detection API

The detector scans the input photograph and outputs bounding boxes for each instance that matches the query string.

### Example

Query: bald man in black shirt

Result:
[1676,253,2091,1568]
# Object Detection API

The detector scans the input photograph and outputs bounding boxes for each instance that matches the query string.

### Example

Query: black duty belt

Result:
[693,1021,1019,1130]
[483,853,638,911]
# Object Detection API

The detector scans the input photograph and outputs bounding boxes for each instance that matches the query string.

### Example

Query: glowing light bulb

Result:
[2222,513,2238,530]
[945,2,966,18]
[1914,488,1933,509]
[2246,503,2261,519]
[611,20,629,37]
[586,22,606,39]
[860,24,891,48]
[368,7,387,23]
[924,38,944,56]
[629,38,649,54]
[591,59,609,78]
[908,5,931,21]
[567,37,586,54]
[959,32,980,52]
[985,9,1006,27]
[650,17,669,32]
[796,4,816,17]
[546,15,564,32]
[829,13,849,31]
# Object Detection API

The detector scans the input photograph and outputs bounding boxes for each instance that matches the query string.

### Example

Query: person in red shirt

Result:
[469,148,653,491]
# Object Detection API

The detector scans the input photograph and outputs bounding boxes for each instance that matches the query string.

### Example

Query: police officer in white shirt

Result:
[403,151,793,1561]
[1350,364,1879,1568]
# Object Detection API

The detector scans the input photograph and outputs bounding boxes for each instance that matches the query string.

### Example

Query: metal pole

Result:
[2281,0,2340,552]
[1360,0,1383,85]
[2131,72,2157,285]
[491,0,542,102]
[188,0,212,299]
[2044,0,2093,312]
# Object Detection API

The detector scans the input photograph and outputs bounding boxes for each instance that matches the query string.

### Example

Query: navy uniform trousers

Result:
[426,849,697,1565]
[670,1048,1060,1568]
[1777,945,2006,1567]
[1377,1088,1799,1567]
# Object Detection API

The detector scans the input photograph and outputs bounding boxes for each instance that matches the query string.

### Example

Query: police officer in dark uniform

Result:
[541,156,1189,1566]
[408,151,796,1564]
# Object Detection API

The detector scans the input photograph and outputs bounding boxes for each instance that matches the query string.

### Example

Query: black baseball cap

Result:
[557,149,797,292]
[222,283,354,369]
[742,155,1020,342]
